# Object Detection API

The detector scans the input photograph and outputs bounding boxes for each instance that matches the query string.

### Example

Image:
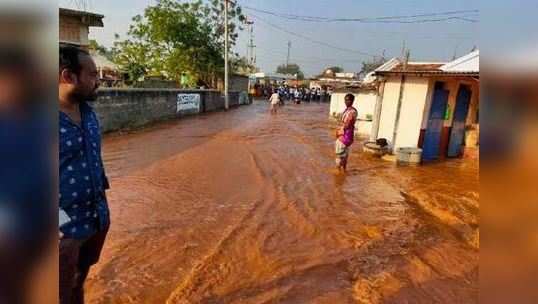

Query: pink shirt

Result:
[339,107,358,146]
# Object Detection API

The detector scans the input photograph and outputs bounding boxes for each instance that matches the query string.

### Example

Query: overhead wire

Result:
[248,13,380,57]
[242,6,479,23]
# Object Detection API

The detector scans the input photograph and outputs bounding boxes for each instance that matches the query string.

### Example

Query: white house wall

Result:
[329,91,377,136]
[329,93,345,117]
[377,77,402,145]
[377,76,430,149]
[394,76,430,149]
[356,91,377,136]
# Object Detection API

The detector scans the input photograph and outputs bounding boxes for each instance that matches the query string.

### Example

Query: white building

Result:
[59,8,104,49]
[371,50,479,160]
[329,84,378,137]
[329,59,403,137]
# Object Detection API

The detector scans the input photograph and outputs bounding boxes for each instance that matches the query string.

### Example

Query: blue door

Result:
[448,86,472,157]
[422,84,449,161]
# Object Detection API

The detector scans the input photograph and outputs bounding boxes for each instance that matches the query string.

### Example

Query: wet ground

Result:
[86,99,479,304]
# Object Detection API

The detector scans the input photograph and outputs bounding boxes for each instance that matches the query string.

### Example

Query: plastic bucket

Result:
[396,147,423,164]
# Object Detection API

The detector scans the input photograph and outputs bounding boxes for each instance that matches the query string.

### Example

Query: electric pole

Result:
[246,19,255,67]
[224,0,229,110]
[286,41,291,67]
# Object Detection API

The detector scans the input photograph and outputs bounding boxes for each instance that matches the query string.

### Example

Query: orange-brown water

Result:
[86,100,478,303]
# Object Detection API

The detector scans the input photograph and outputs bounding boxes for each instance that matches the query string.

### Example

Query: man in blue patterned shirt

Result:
[59,45,110,304]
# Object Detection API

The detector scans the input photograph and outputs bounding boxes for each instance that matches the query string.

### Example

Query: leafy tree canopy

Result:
[326,66,343,73]
[276,63,304,80]
[112,0,246,86]
[360,57,387,76]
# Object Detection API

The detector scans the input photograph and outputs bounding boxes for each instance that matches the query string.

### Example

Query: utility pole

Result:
[224,0,229,110]
[392,49,410,151]
[246,19,255,67]
[286,41,291,67]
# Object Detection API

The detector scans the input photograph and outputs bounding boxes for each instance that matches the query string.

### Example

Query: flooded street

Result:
[86,100,479,304]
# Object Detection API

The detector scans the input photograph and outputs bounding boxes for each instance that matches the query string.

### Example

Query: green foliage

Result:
[112,0,246,86]
[276,63,304,80]
[89,39,114,62]
[326,66,343,73]
[360,57,387,75]
[231,56,257,75]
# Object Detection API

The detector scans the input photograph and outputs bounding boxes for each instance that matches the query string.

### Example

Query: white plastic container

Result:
[396,147,423,164]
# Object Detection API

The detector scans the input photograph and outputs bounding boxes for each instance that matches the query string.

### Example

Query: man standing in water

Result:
[269,89,280,114]
[59,46,110,304]
[335,93,358,172]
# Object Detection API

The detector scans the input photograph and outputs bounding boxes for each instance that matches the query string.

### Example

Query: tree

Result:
[276,63,304,80]
[112,0,246,87]
[360,57,387,76]
[89,39,114,61]
[326,66,343,73]
[317,66,344,78]
[231,56,257,75]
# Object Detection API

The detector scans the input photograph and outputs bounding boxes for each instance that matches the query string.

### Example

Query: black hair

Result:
[59,45,89,75]
[345,93,355,102]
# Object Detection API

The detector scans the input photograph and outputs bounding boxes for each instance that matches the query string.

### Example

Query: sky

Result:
[58,0,485,77]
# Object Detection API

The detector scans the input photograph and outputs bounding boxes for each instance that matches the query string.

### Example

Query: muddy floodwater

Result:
[86,100,479,303]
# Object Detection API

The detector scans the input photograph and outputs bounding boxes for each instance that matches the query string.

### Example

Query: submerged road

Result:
[86,99,479,304]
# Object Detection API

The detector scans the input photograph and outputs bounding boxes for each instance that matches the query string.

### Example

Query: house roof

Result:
[333,82,378,93]
[374,51,479,77]
[391,62,445,72]
[440,50,479,73]
[362,57,400,83]
[59,8,104,27]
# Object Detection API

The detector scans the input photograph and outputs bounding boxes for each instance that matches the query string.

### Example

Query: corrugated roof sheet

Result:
[440,50,479,72]
[391,63,445,72]
[375,51,479,77]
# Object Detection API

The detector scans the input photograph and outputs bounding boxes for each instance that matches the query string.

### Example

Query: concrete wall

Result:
[330,91,378,136]
[377,76,403,146]
[230,75,249,92]
[217,75,250,92]
[91,88,247,133]
[377,76,430,150]
[395,76,430,149]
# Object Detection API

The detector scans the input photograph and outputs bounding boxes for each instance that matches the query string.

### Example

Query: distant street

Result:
[86,99,478,303]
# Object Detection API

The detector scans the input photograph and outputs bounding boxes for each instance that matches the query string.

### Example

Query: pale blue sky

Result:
[59,0,487,77]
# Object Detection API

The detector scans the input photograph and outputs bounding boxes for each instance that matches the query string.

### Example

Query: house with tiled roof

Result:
[60,8,104,50]
[369,50,479,161]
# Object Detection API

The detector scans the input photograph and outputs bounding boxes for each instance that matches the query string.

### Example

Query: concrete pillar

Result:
[370,79,385,141]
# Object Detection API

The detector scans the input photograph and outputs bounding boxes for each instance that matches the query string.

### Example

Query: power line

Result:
[253,48,366,75]
[243,6,478,23]
[249,13,380,57]
[357,16,478,23]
